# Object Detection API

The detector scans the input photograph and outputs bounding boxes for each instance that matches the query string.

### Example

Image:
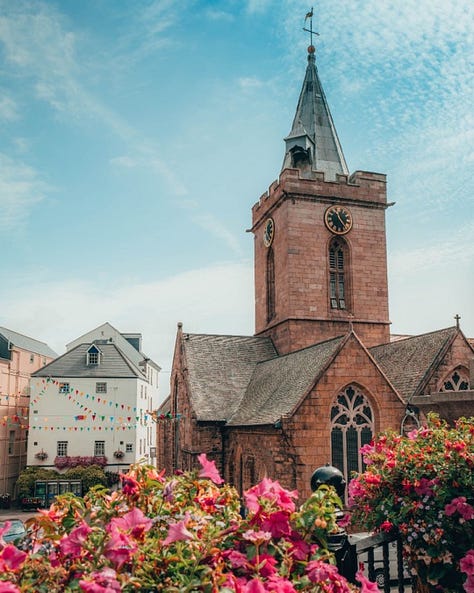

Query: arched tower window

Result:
[266,247,275,322]
[440,366,470,391]
[329,238,349,310]
[330,385,374,484]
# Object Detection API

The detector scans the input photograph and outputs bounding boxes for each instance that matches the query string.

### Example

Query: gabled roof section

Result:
[32,343,145,379]
[370,326,459,401]
[282,47,348,180]
[0,326,57,358]
[182,333,278,422]
[228,335,346,426]
[66,322,160,372]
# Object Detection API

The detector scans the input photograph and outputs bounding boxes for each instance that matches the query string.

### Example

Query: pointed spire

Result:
[282,46,349,180]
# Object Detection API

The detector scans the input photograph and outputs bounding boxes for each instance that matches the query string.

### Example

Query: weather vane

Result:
[303,7,319,47]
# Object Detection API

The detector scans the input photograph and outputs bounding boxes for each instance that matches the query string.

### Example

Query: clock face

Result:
[324,206,353,235]
[263,218,275,247]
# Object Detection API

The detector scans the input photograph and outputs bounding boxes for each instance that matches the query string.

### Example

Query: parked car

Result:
[0,519,27,544]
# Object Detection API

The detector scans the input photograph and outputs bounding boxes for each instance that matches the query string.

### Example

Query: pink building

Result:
[0,327,57,500]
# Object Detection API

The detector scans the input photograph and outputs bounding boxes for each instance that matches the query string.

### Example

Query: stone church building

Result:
[156,45,473,501]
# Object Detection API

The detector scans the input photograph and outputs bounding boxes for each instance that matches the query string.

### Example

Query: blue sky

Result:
[1,0,473,390]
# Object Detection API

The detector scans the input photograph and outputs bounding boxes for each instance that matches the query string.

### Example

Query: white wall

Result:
[27,375,156,470]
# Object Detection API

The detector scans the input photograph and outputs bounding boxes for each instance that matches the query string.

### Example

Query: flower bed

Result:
[54,455,108,469]
[0,454,374,592]
[349,414,474,593]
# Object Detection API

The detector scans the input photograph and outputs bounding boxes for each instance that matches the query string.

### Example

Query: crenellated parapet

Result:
[251,168,387,230]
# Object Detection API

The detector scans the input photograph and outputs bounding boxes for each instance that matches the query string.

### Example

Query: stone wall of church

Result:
[423,332,474,394]
[225,335,405,501]
[252,168,391,355]
[224,426,298,495]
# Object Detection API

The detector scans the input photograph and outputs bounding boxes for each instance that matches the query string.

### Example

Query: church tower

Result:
[251,44,391,355]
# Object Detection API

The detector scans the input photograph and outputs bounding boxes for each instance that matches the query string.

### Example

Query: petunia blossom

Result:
[59,522,92,557]
[0,582,22,593]
[162,517,194,546]
[107,507,152,539]
[244,478,297,513]
[79,567,121,593]
[104,530,136,568]
[197,453,225,485]
[461,550,474,576]
[356,569,380,592]
[243,579,267,593]
[261,510,291,538]
[0,544,27,571]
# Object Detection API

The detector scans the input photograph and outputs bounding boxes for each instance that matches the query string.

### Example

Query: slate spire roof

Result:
[282,47,349,180]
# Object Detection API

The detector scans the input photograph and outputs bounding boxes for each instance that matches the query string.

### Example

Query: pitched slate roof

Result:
[282,48,348,179]
[182,334,277,422]
[228,335,345,426]
[32,343,145,379]
[0,326,57,358]
[370,326,458,401]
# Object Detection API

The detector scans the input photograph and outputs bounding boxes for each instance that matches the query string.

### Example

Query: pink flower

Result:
[120,473,140,495]
[223,548,248,568]
[0,545,27,571]
[59,522,92,557]
[461,550,474,576]
[108,507,152,539]
[261,511,291,538]
[0,583,21,593]
[197,453,224,485]
[356,569,380,592]
[79,567,121,593]
[104,530,136,568]
[243,529,272,544]
[464,575,474,593]
[243,579,266,593]
[445,497,474,520]
[414,477,437,497]
[347,478,368,507]
[162,517,194,545]
[266,576,297,593]
[244,478,297,513]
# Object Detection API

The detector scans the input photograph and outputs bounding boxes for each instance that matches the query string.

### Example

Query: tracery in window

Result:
[330,385,374,485]
[329,238,349,310]
[441,367,470,391]
[266,247,275,322]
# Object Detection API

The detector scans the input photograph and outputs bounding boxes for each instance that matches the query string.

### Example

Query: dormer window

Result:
[86,344,101,366]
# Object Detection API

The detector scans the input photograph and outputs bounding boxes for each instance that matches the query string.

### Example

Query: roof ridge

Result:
[372,326,457,350]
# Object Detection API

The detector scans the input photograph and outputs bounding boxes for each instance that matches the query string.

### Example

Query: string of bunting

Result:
[29,378,148,426]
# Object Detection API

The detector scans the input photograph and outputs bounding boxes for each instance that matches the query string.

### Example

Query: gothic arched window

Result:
[329,238,349,310]
[440,367,470,391]
[330,385,374,484]
[266,247,275,322]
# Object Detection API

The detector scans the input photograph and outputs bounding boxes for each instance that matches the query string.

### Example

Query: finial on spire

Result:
[454,314,461,329]
[303,7,319,50]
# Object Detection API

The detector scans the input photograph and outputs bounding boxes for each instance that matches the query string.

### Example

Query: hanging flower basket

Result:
[113,450,125,459]
[35,450,48,461]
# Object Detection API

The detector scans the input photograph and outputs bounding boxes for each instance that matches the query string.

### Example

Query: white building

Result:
[27,323,160,472]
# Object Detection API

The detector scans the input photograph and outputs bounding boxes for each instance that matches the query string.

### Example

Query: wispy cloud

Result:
[0,153,48,229]
[246,0,272,15]
[0,94,18,121]
[205,9,234,22]
[2,261,255,383]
